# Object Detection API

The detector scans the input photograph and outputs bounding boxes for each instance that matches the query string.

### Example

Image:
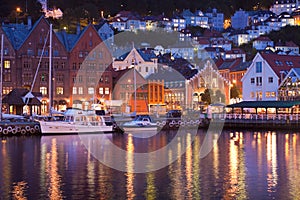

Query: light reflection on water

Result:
[1,130,300,199]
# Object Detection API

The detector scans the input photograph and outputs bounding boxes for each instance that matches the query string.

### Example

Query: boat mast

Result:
[0,34,3,121]
[49,23,53,116]
[133,44,137,114]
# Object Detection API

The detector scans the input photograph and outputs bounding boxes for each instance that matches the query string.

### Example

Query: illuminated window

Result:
[56,87,64,95]
[78,87,83,94]
[99,88,104,94]
[72,87,77,94]
[40,87,47,95]
[4,60,10,68]
[105,87,109,94]
[88,87,94,94]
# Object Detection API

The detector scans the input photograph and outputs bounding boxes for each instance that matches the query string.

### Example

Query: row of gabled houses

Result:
[1,15,300,116]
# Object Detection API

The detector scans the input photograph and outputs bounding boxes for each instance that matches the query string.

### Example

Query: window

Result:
[146,67,149,72]
[73,63,77,70]
[24,61,30,69]
[3,60,11,82]
[57,74,64,82]
[41,73,46,82]
[27,49,33,56]
[56,87,64,95]
[54,62,59,69]
[105,76,109,83]
[88,87,94,94]
[53,50,59,57]
[78,75,83,83]
[40,87,47,95]
[271,92,276,97]
[72,87,77,94]
[268,77,273,83]
[99,88,104,94]
[4,60,10,69]
[251,78,255,84]
[256,77,262,86]
[105,87,109,94]
[3,87,12,95]
[256,62,262,73]
[99,51,103,59]
[78,87,83,94]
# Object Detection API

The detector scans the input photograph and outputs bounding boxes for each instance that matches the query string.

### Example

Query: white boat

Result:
[39,108,113,134]
[122,115,158,133]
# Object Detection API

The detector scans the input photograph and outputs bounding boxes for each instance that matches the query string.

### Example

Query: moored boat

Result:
[39,108,113,134]
[122,115,158,133]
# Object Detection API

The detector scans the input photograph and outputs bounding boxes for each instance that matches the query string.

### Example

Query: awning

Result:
[227,101,300,108]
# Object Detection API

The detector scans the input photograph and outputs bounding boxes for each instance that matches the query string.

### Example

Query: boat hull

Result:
[40,121,113,134]
[122,126,157,132]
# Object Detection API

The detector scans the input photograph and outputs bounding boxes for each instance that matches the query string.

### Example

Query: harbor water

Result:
[1,129,300,199]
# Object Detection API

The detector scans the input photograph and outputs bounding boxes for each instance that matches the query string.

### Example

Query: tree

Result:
[230,84,240,99]
[214,89,225,103]
[201,89,211,105]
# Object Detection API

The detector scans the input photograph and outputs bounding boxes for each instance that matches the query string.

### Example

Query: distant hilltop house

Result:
[270,0,300,15]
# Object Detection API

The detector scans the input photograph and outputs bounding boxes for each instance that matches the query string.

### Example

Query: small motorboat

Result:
[122,115,158,133]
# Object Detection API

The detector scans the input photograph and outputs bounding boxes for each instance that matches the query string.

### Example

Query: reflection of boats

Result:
[39,108,113,134]
[122,115,157,133]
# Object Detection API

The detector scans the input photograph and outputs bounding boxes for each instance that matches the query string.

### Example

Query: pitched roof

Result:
[260,51,300,77]
[2,23,30,50]
[2,88,41,105]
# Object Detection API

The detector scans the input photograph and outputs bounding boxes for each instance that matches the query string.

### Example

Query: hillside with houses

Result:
[1,0,300,116]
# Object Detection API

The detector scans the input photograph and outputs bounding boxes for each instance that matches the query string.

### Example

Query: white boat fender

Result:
[16,127,21,133]
[0,127,2,133]
[3,129,8,135]
[34,125,40,131]
[30,128,35,134]
[7,126,12,132]
[21,129,26,135]
[12,128,17,134]
[25,126,31,131]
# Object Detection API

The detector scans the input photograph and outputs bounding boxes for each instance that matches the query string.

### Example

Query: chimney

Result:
[27,16,32,29]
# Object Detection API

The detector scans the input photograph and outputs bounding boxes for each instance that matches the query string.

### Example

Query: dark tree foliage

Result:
[230,84,240,99]
[1,0,275,23]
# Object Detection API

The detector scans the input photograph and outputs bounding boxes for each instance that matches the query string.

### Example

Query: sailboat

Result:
[121,47,158,134]
[38,24,113,134]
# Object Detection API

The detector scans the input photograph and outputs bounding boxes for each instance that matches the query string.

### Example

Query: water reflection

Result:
[1,130,300,199]
[126,134,135,200]
[45,138,63,199]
